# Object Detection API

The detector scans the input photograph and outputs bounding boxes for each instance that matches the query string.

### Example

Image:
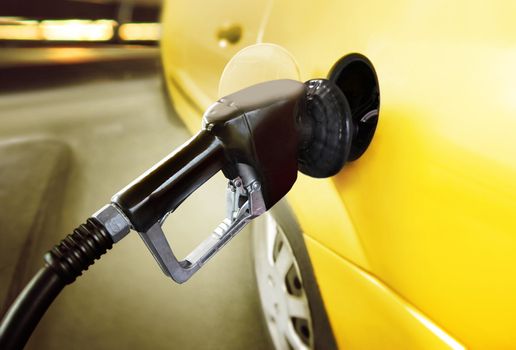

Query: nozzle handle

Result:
[112,130,226,233]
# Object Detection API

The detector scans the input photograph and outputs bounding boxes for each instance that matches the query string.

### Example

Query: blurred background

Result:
[1,0,161,44]
[0,0,271,349]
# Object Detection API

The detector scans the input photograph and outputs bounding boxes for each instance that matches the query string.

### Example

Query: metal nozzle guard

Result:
[138,165,265,283]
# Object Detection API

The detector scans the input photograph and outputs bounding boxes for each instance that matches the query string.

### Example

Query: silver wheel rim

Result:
[253,213,314,350]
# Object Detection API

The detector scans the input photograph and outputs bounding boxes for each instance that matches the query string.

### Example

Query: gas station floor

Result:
[0,60,271,349]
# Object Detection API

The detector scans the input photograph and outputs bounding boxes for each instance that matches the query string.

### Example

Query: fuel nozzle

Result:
[202,78,356,210]
[107,77,373,283]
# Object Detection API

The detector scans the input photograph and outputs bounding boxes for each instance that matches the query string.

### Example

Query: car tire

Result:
[252,200,337,350]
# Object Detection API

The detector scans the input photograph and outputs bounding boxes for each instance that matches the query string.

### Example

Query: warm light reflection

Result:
[119,23,161,41]
[360,270,465,350]
[0,22,39,40]
[0,18,160,42]
[40,20,115,41]
[407,309,466,350]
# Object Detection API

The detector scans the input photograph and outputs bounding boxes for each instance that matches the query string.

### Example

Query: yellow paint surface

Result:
[161,0,516,347]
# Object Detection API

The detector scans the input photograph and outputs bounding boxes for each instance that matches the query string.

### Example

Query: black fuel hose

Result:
[0,218,113,350]
[0,132,226,349]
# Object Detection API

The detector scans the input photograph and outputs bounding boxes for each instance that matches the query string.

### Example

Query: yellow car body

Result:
[161,1,516,348]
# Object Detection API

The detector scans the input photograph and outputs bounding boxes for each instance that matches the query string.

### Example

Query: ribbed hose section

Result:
[44,218,113,284]
[0,218,114,350]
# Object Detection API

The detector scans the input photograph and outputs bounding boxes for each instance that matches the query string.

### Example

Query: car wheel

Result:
[252,202,337,350]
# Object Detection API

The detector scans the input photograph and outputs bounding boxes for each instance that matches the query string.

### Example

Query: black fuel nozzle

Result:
[113,78,359,234]
[110,78,373,282]
[202,78,356,211]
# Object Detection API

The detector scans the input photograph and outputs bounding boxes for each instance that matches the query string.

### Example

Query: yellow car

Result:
[161,1,516,349]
